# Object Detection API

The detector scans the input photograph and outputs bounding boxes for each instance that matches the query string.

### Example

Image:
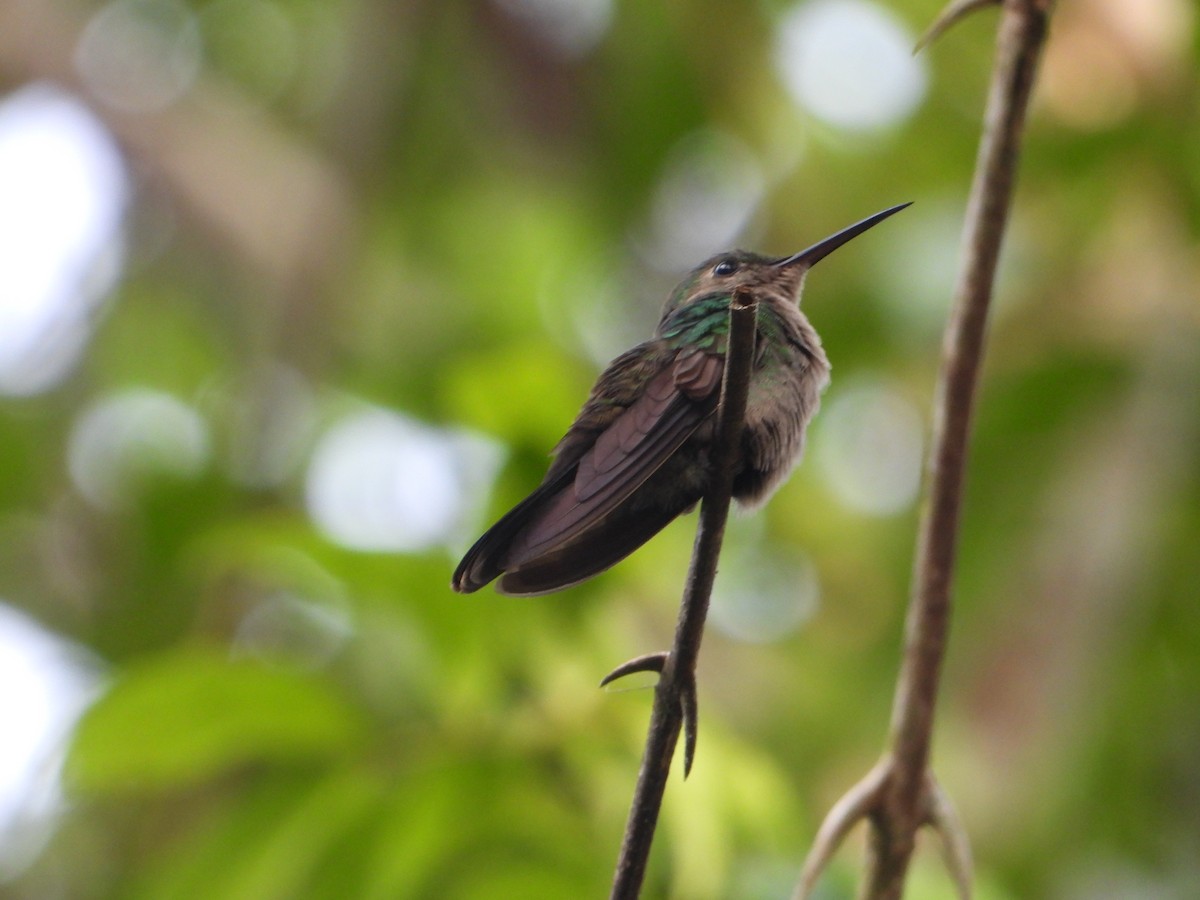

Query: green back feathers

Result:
[659,293,731,350]
[659,292,791,359]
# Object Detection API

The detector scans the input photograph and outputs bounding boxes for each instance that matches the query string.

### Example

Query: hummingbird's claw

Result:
[599,651,668,688]
[915,0,1000,53]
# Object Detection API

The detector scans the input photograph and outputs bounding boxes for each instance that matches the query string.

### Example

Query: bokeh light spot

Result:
[815,378,924,515]
[232,592,353,670]
[75,0,202,114]
[0,85,127,396]
[710,544,819,643]
[642,130,765,272]
[0,604,101,880]
[1040,17,1139,130]
[775,0,927,131]
[68,389,211,509]
[874,199,961,335]
[305,407,505,554]
[494,0,613,58]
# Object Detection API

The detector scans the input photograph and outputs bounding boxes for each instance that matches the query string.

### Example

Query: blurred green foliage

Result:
[1,0,1199,898]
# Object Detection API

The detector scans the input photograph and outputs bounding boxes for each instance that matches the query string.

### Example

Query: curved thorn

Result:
[915,0,1000,54]
[923,772,975,900]
[792,760,891,900]
[680,674,698,778]
[600,652,668,688]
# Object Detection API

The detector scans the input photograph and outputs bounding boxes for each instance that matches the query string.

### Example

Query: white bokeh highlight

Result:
[776,0,927,131]
[0,604,101,880]
[305,407,505,554]
[0,85,128,395]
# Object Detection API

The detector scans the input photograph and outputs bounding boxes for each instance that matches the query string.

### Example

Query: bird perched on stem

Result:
[453,203,910,596]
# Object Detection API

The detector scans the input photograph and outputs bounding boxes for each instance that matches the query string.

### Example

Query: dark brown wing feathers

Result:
[452,345,725,595]
[496,501,684,596]
[450,467,575,593]
[672,349,722,400]
[505,391,699,565]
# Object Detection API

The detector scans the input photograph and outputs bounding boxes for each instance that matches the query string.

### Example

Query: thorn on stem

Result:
[793,760,890,900]
[600,652,668,688]
[923,772,974,900]
[915,0,1000,54]
[680,674,698,777]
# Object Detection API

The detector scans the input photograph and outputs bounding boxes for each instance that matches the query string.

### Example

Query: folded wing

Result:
[497,348,723,594]
[452,345,725,595]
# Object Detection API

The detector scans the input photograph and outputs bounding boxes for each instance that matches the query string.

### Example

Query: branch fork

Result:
[794,761,972,900]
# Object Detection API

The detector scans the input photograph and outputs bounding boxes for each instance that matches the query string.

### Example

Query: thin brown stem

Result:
[608,289,759,900]
[867,5,1051,894]
[794,1,1054,897]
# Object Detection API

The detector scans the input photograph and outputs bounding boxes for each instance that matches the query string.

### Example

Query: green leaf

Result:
[130,770,384,900]
[67,647,364,794]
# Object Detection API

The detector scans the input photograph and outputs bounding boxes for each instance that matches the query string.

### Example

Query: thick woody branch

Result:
[607,288,758,900]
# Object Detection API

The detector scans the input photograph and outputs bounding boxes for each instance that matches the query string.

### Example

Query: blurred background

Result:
[0,0,1197,897]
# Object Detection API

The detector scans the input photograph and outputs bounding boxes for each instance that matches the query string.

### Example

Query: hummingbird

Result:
[453,203,909,596]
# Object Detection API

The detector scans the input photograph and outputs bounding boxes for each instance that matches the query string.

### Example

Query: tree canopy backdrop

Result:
[0,1,1197,898]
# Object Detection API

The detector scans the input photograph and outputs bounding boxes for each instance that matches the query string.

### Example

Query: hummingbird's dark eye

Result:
[713,259,738,277]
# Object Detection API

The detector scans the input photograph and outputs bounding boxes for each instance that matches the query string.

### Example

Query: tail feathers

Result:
[496,498,688,596]
[453,476,698,596]
[451,479,566,593]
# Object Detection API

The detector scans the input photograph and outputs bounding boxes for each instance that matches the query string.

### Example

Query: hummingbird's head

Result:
[664,249,793,316]
[661,202,913,319]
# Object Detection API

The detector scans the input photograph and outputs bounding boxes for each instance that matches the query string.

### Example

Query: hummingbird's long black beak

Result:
[775,202,912,269]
